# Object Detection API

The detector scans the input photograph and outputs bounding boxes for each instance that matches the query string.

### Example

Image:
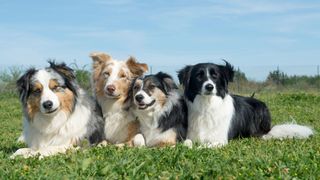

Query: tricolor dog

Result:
[125,72,188,147]
[12,62,104,158]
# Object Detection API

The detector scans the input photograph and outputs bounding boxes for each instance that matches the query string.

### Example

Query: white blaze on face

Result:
[104,62,121,89]
[201,69,217,95]
[33,70,62,114]
[135,90,154,105]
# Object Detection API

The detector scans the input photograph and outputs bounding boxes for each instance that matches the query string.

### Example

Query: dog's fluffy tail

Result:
[262,123,314,140]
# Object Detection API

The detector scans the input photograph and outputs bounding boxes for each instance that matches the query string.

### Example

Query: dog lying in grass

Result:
[11,62,104,158]
[178,61,314,148]
[125,72,188,147]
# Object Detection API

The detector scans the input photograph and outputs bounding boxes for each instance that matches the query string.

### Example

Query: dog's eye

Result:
[149,84,156,89]
[103,72,110,77]
[210,70,217,78]
[134,85,140,90]
[52,85,62,91]
[196,71,205,79]
[33,89,42,94]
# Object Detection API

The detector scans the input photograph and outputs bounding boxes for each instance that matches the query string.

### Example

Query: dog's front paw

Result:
[183,139,193,148]
[133,134,145,147]
[97,140,109,147]
[10,148,36,159]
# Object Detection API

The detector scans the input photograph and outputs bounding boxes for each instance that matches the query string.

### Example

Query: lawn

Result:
[0,92,319,179]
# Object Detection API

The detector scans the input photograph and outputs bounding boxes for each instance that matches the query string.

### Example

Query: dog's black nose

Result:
[135,94,144,102]
[43,101,53,110]
[205,84,214,92]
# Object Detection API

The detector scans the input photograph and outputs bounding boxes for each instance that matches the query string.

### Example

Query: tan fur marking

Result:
[126,57,148,77]
[155,131,177,147]
[56,88,75,115]
[90,52,111,66]
[32,82,43,92]
[27,82,43,120]
[49,80,59,89]
[125,120,140,146]
[153,88,167,107]
[27,95,41,120]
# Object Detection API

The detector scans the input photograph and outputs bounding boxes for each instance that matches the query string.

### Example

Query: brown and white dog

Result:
[90,52,148,146]
[11,62,104,158]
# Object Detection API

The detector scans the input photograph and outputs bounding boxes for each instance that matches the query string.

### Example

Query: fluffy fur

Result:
[12,62,104,158]
[178,61,314,148]
[90,52,148,145]
[125,72,188,147]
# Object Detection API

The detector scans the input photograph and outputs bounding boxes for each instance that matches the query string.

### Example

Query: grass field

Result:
[0,92,319,179]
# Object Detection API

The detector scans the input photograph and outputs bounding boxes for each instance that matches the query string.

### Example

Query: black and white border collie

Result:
[11,62,104,158]
[178,61,313,148]
[125,72,188,147]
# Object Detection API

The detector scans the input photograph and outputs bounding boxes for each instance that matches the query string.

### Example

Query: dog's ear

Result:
[126,57,148,77]
[16,68,37,103]
[90,52,111,69]
[49,61,78,96]
[123,78,137,111]
[49,61,76,81]
[155,72,178,94]
[220,60,234,83]
[177,65,192,87]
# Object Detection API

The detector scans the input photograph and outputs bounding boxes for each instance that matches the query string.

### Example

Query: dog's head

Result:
[90,52,148,100]
[17,61,78,120]
[126,72,178,111]
[178,61,234,102]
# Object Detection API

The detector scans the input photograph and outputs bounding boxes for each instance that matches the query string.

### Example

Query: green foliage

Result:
[0,67,24,94]
[0,92,319,179]
[68,62,92,91]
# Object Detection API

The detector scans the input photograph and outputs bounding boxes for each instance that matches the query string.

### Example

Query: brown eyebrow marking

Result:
[49,79,59,89]
[32,82,43,92]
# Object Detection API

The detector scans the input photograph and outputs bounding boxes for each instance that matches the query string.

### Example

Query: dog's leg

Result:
[149,129,177,147]
[133,133,145,147]
[37,145,73,159]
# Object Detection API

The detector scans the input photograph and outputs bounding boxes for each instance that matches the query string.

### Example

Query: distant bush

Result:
[0,67,23,94]
[1,63,319,94]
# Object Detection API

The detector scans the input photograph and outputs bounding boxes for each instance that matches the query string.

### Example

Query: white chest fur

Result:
[186,94,234,146]
[25,100,91,149]
[100,99,135,144]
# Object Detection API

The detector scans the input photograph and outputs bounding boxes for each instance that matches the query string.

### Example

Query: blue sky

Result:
[0,0,319,80]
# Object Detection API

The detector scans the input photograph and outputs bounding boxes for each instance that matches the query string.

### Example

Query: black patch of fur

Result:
[158,98,188,141]
[48,61,78,97]
[154,72,178,95]
[16,68,37,104]
[88,98,105,144]
[228,95,272,139]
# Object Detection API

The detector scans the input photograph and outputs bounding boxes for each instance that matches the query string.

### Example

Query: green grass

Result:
[0,92,319,179]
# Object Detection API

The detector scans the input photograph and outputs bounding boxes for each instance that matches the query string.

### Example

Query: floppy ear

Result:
[49,61,75,81]
[16,68,37,103]
[90,52,111,69]
[49,61,78,97]
[177,65,192,87]
[126,57,148,77]
[220,60,234,83]
[155,72,178,94]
